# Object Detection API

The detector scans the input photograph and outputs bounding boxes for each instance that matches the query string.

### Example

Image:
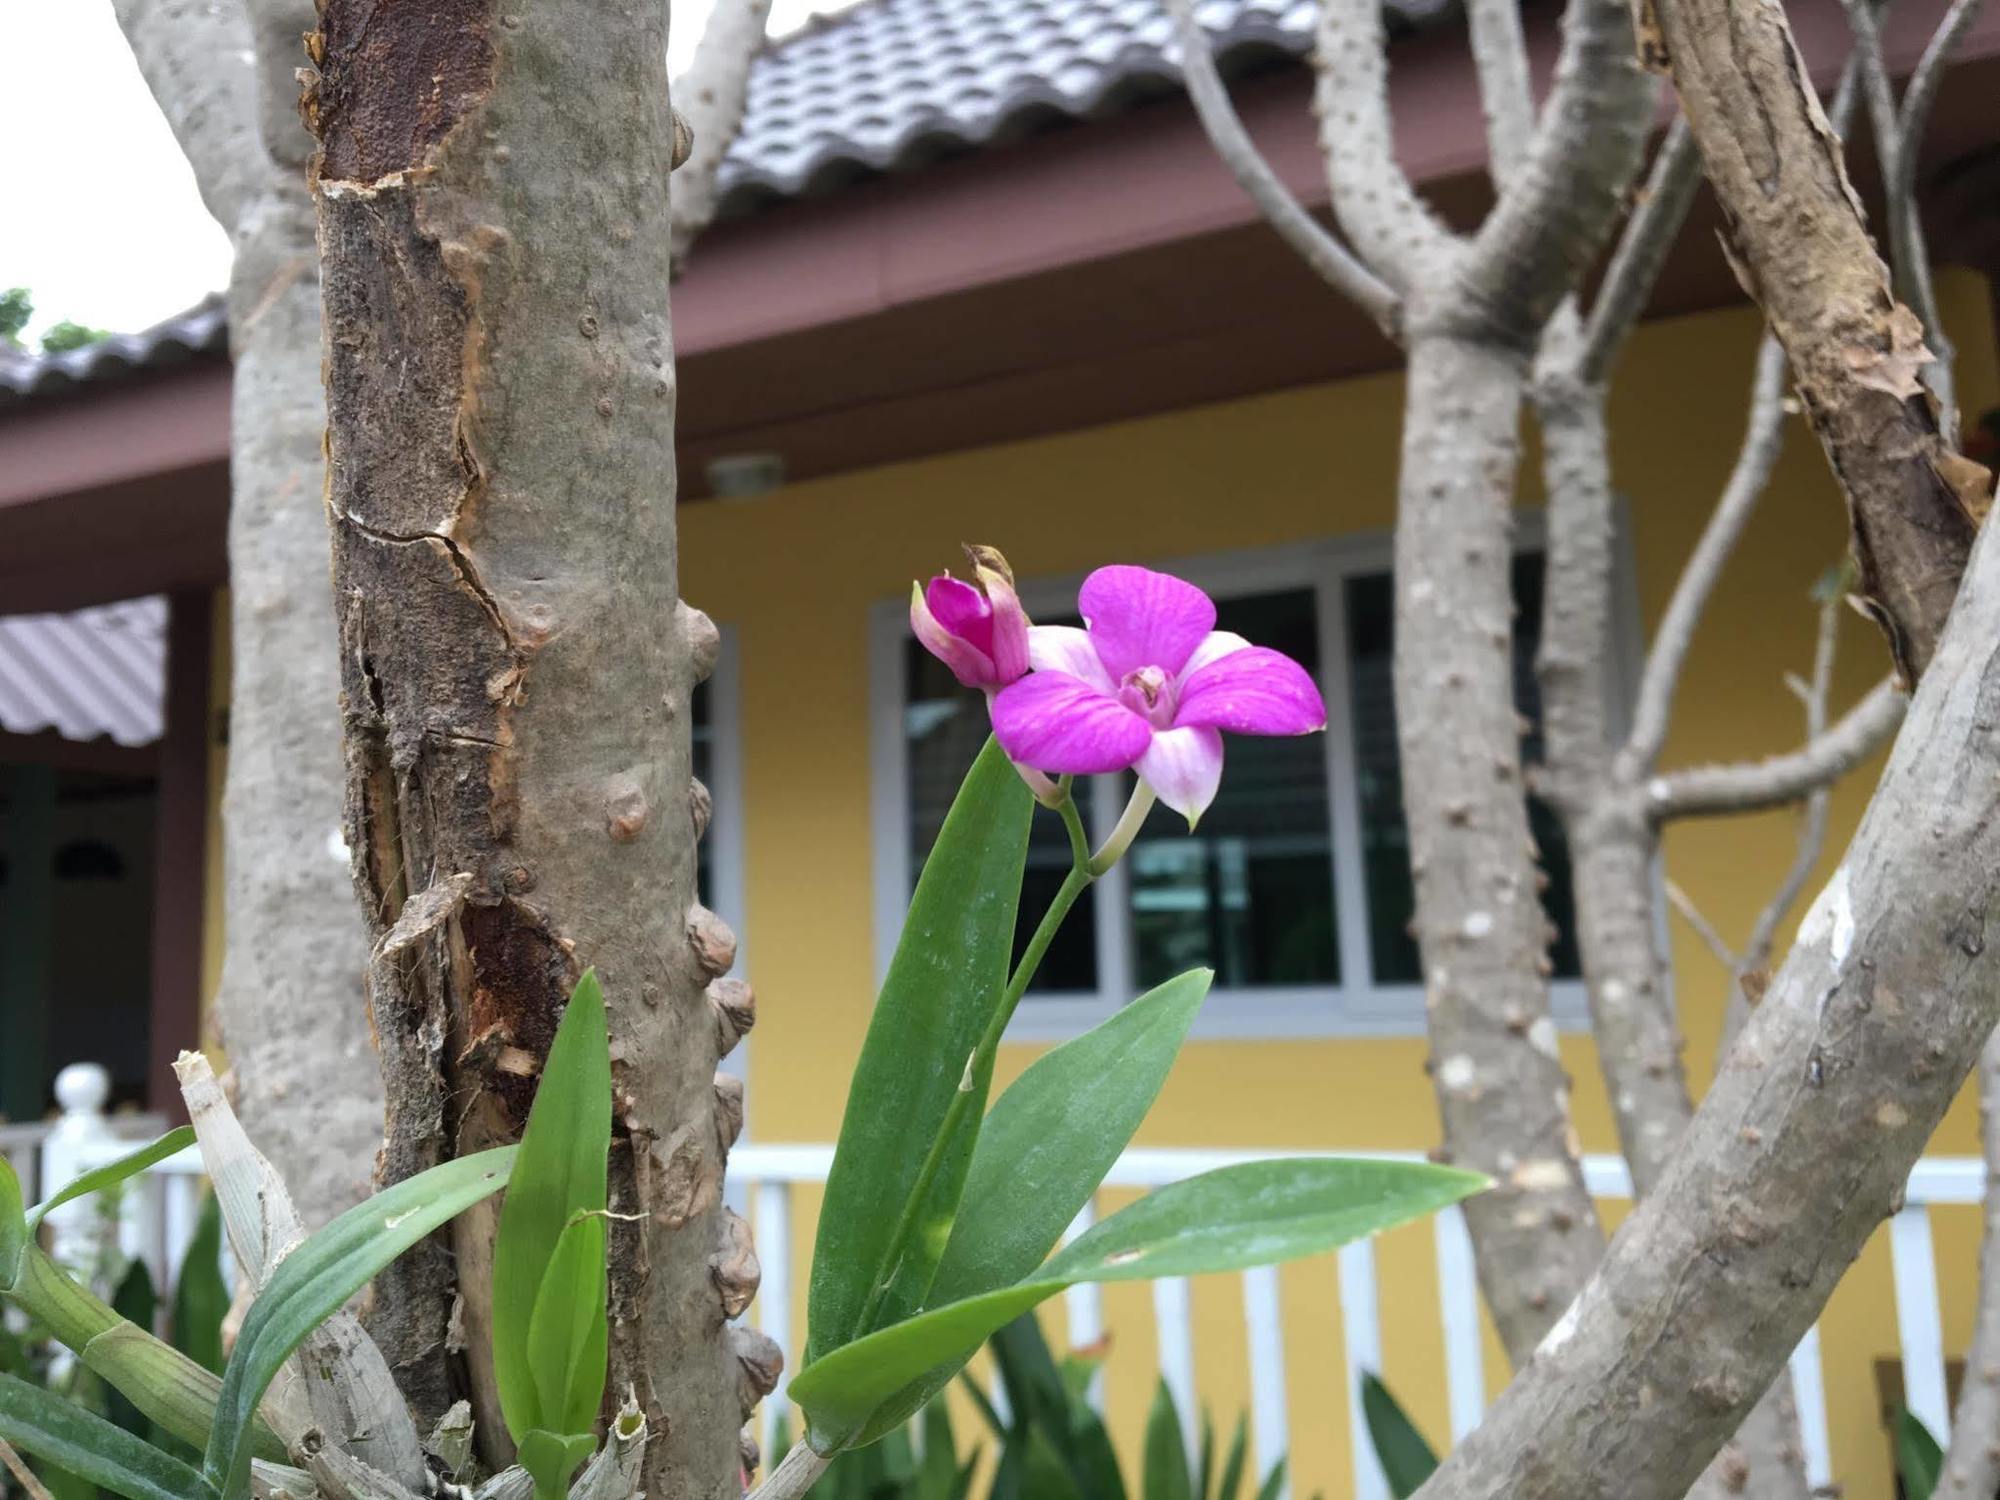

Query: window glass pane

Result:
[1127,588,1338,992]
[1345,553,1581,986]
[692,680,713,905]
[905,638,1099,993]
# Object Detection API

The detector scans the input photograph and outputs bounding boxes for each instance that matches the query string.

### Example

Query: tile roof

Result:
[0,0,1451,405]
[713,0,1449,211]
[0,597,168,748]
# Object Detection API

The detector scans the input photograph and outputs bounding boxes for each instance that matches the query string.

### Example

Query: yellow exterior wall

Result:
[188,274,1996,1493]
[673,272,1998,1496]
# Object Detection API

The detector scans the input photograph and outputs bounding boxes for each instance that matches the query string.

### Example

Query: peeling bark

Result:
[1941,1033,2000,1495]
[1651,0,1987,683]
[306,5,746,1493]
[111,0,382,1227]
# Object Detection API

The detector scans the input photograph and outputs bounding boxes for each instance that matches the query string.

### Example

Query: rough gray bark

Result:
[1412,507,2000,1499]
[1394,331,1606,1358]
[304,4,766,1492]
[1942,1032,2000,1496]
[111,0,382,1228]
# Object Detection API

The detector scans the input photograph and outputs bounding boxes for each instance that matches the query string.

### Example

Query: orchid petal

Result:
[991,672,1153,775]
[911,582,996,689]
[926,575,995,657]
[1080,566,1217,679]
[1027,625,1116,693]
[967,546,1032,683]
[1137,726,1225,828]
[1174,647,1327,737]
[1180,629,1253,680]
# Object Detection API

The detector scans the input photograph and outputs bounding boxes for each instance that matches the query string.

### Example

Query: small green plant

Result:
[1896,1406,1944,1500]
[1359,1373,1440,1499]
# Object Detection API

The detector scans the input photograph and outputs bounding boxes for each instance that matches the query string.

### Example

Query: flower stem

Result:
[850,787,1095,1340]
[1089,780,1156,876]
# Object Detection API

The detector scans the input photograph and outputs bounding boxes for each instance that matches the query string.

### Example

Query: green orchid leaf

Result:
[1360,1372,1440,1498]
[203,1146,517,1499]
[917,1395,958,1500]
[807,737,1033,1364]
[1213,1413,1248,1500]
[1143,1380,1193,1500]
[518,1428,598,1500]
[0,1156,25,1288]
[1897,1407,1944,1500]
[791,1158,1485,1455]
[0,1370,215,1500]
[847,966,1210,1450]
[106,1259,160,1438]
[26,1128,196,1231]
[1250,1458,1287,1500]
[7,1245,283,1465]
[526,1213,609,1439]
[493,969,612,1444]
[172,1193,229,1375]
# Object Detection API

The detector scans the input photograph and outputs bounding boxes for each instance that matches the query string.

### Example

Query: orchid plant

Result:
[0,549,1481,1500]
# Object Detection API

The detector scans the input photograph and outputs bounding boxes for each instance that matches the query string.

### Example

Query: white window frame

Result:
[868,520,1643,1040]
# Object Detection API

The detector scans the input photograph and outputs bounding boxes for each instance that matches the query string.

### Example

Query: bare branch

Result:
[1737,595,1843,979]
[1899,0,1990,169]
[1942,1031,2000,1496]
[1840,0,1956,429]
[0,1439,55,1500]
[1412,512,2000,1500]
[1577,119,1698,383]
[1665,878,1737,969]
[670,0,773,270]
[1446,0,1656,344]
[1310,0,1453,288]
[1467,0,1536,187]
[1165,0,1401,338]
[109,0,273,235]
[1646,677,1906,819]
[1621,336,1791,775]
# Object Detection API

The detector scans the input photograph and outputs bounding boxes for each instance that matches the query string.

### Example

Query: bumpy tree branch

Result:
[1446,0,1656,344]
[1310,0,1454,288]
[1651,0,1987,685]
[1165,0,1401,338]
[1648,680,1907,818]
[111,0,383,1225]
[1413,508,2000,1500]
[1576,119,1698,384]
[669,0,772,271]
[1466,0,1535,187]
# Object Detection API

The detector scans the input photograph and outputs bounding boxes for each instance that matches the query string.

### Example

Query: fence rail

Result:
[8,1073,1988,1496]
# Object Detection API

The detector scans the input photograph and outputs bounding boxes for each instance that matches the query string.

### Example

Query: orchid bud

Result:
[908,543,1032,690]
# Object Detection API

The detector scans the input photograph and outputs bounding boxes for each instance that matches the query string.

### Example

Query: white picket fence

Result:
[2,1070,1986,1496]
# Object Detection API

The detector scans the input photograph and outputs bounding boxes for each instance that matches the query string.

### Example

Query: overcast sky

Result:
[0,0,841,343]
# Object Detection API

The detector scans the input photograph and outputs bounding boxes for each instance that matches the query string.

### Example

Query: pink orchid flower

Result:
[991,565,1326,826]
[909,544,1031,690]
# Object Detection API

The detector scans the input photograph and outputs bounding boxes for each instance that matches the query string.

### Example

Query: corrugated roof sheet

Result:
[1,0,1450,404]
[0,597,167,747]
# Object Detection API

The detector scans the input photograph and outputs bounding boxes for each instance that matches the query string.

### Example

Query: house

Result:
[5,0,2000,1489]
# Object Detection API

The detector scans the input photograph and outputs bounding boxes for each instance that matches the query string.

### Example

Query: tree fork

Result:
[305,3,758,1493]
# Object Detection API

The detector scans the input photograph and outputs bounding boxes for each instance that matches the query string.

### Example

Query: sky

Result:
[0,0,841,344]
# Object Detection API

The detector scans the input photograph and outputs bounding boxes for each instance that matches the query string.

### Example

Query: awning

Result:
[0,597,166,747]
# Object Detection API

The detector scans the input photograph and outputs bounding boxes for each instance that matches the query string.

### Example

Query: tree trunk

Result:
[1395,330,1604,1361]
[306,3,758,1493]
[112,0,382,1228]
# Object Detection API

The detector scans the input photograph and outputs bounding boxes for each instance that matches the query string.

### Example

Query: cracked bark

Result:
[306,4,755,1493]
[111,0,382,1227]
